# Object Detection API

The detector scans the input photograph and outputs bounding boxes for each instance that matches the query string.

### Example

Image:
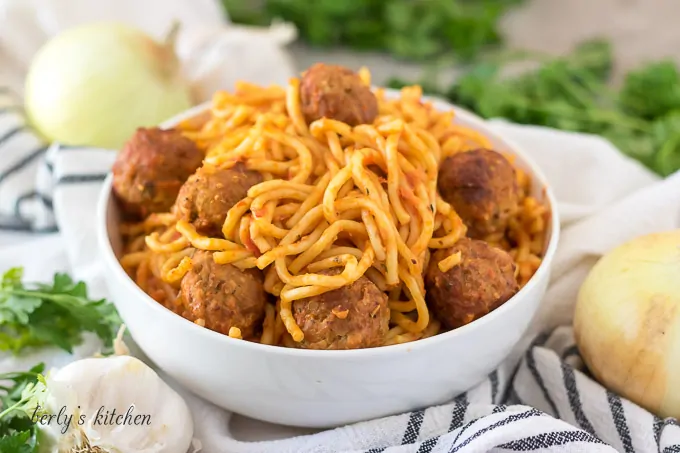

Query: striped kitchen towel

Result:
[2,82,680,452]
[174,327,679,453]
[0,87,115,236]
[0,87,56,232]
[74,324,659,453]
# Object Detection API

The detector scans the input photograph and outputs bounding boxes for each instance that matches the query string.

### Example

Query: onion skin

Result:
[25,23,193,150]
[574,230,680,419]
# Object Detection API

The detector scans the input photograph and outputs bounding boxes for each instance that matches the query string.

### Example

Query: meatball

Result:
[112,127,203,218]
[180,250,267,339]
[300,63,378,126]
[291,269,389,350]
[438,149,519,239]
[425,238,519,329]
[176,162,262,236]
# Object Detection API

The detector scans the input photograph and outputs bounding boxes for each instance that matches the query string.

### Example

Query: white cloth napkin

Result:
[2,94,680,452]
[0,0,296,234]
[0,0,298,99]
[1,1,680,452]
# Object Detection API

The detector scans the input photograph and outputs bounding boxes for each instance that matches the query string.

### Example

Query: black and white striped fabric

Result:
[182,327,678,453]
[0,87,55,232]
[1,84,679,452]
[0,87,114,237]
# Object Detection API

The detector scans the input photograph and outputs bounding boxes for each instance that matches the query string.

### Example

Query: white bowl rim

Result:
[97,88,561,358]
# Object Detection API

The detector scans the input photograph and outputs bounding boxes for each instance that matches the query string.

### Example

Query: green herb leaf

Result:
[0,268,122,355]
[401,38,680,176]
[650,110,680,176]
[0,430,34,453]
[0,296,42,325]
[0,364,45,452]
[223,0,525,61]
[1,268,23,290]
[619,61,680,120]
[0,363,45,414]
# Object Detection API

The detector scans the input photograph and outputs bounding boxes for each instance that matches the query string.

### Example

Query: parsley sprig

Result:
[0,268,121,354]
[0,364,46,453]
[223,0,525,62]
[389,40,680,177]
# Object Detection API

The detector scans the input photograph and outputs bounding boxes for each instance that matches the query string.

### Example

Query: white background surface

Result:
[1,0,680,448]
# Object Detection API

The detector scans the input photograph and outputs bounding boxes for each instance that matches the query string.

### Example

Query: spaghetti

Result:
[118,70,548,348]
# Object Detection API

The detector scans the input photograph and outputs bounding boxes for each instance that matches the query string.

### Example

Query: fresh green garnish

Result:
[0,364,46,453]
[0,268,121,354]
[389,39,680,177]
[0,270,122,450]
[618,61,680,120]
[222,0,525,61]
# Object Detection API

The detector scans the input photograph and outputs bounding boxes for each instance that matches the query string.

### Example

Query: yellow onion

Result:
[25,22,193,149]
[574,230,680,419]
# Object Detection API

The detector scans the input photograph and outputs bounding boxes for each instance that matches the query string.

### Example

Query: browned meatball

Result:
[425,238,519,329]
[176,162,262,236]
[180,250,267,339]
[438,149,519,239]
[300,63,379,126]
[291,269,389,350]
[112,127,203,218]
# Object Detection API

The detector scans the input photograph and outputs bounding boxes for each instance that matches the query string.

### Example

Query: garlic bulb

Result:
[41,355,194,453]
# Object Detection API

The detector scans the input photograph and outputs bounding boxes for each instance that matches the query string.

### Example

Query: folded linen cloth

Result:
[1,88,680,452]
[0,0,296,233]
[1,1,680,451]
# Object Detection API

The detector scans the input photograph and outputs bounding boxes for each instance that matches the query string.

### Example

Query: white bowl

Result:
[97,91,560,428]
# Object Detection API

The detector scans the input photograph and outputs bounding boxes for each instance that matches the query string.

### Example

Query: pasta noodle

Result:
[119,72,549,348]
